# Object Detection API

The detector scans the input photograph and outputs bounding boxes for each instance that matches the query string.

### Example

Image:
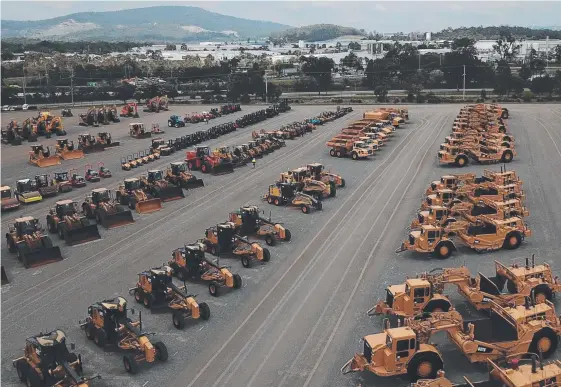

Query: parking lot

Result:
[2,103,561,387]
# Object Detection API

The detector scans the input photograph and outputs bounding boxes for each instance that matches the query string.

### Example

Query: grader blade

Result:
[156,186,185,202]
[17,243,63,268]
[63,223,101,246]
[60,150,84,160]
[136,198,163,214]
[98,206,134,229]
[35,156,61,168]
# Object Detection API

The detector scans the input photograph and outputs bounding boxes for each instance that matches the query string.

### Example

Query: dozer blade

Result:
[182,178,205,189]
[63,223,101,246]
[157,186,185,202]
[102,141,120,148]
[136,198,163,213]
[60,150,84,160]
[35,156,61,168]
[98,206,134,229]
[81,144,105,154]
[212,163,235,175]
[17,242,63,268]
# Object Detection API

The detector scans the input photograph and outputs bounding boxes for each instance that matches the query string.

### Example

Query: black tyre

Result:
[329,181,337,197]
[47,218,56,233]
[209,282,219,297]
[329,149,336,157]
[265,234,275,246]
[7,237,16,253]
[154,341,168,361]
[233,274,242,289]
[15,359,28,382]
[284,229,292,241]
[58,226,64,240]
[94,328,107,347]
[274,198,281,206]
[532,285,553,303]
[455,155,468,167]
[143,293,154,308]
[422,299,451,313]
[172,310,186,329]
[501,150,513,163]
[241,255,251,268]
[123,355,138,374]
[134,288,143,303]
[262,248,271,262]
[200,302,211,320]
[529,328,558,359]
[176,268,186,281]
[85,322,95,340]
[340,178,346,188]
[406,352,443,382]
[301,205,309,214]
[351,152,358,160]
[434,242,454,259]
[26,367,42,387]
[267,196,273,204]
[503,232,522,250]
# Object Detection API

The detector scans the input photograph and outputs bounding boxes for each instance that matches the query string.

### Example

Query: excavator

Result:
[120,102,140,118]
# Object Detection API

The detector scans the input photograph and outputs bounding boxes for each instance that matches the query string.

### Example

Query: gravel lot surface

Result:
[2,104,561,387]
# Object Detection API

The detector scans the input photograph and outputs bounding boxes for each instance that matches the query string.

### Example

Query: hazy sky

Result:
[2,1,561,32]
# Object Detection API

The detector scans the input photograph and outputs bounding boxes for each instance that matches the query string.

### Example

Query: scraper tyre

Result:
[529,328,558,359]
[407,352,442,382]
[233,274,242,289]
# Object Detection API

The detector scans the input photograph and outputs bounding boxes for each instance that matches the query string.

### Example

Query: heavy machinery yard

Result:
[2,103,561,387]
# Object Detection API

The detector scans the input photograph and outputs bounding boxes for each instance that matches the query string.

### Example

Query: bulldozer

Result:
[371,255,561,320]
[55,139,84,160]
[77,134,104,154]
[229,205,291,246]
[129,266,210,329]
[116,178,162,214]
[80,296,168,374]
[46,200,101,246]
[165,162,205,189]
[29,144,61,167]
[413,356,561,387]
[12,329,100,387]
[14,179,43,204]
[120,102,139,118]
[81,188,135,229]
[140,170,185,202]
[5,216,63,268]
[1,186,21,212]
[185,146,235,175]
[342,299,561,381]
[169,243,242,297]
[202,222,271,268]
[129,123,151,139]
[263,182,322,214]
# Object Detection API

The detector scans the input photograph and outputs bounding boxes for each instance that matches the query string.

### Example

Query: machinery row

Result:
[397,168,531,259]
[326,107,409,160]
[2,111,66,145]
[438,103,515,167]
[342,254,561,384]
[169,103,242,126]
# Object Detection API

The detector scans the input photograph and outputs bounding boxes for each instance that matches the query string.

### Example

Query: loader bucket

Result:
[81,144,105,154]
[182,178,205,189]
[212,163,235,175]
[136,198,163,213]
[62,223,101,246]
[36,156,61,167]
[61,150,84,160]
[98,206,134,229]
[17,242,63,268]
[156,186,185,202]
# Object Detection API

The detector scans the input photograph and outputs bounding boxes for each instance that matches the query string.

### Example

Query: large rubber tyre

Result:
[172,310,186,329]
[503,232,522,250]
[502,150,513,163]
[134,288,144,303]
[26,367,42,387]
[262,248,271,262]
[265,234,275,246]
[47,218,56,233]
[154,341,168,361]
[284,229,292,241]
[529,329,558,359]
[422,299,451,314]
[329,149,336,157]
[57,226,64,239]
[176,268,186,281]
[94,328,107,347]
[199,302,211,320]
[340,179,346,188]
[241,255,251,268]
[267,196,273,204]
[143,293,154,308]
[123,355,138,374]
[7,237,16,253]
[301,205,309,214]
[434,242,454,259]
[406,352,443,382]
[15,359,28,382]
[455,155,468,167]
[209,282,219,297]
[532,285,553,304]
[351,152,358,160]
[329,181,337,197]
[85,322,95,340]
[233,274,242,289]
[201,163,210,174]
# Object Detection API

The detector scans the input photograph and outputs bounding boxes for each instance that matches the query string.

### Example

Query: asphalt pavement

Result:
[1,103,561,387]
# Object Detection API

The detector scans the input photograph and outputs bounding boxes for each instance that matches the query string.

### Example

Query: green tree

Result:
[518,64,531,81]
[348,41,361,50]
[117,83,136,103]
[374,84,389,102]
[554,45,561,63]
[493,31,521,61]
[301,56,335,94]
[531,75,554,96]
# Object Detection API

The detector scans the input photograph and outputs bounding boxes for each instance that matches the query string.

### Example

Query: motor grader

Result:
[413,356,561,387]
[263,182,322,214]
[398,214,531,259]
[165,162,205,189]
[55,139,84,160]
[228,205,291,246]
[140,170,185,202]
[82,188,135,229]
[129,266,210,329]
[281,169,334,200]
[1,186,21,212]
[307,163,346,188]
[370,256,561,319]
[343,299,561,381]
[116,178,162,214]
[14,179,43,204]
[169,243,242,297]
[29,144,61,167]
[129,123,151,139]
[80,296,168,374]
[5,216,63,268]
[12,329,100,387]
[46,200,101,245]
[202,222,271,268]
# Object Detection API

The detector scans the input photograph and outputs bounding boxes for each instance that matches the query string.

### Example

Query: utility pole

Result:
[439,53,442,66]
[462,65,466,101]
[264,74,268,104]
[418,53,421,70]
[22,66,27,104]
[70,67,75,106]
[44,63,49,87]
[546,36,549,70]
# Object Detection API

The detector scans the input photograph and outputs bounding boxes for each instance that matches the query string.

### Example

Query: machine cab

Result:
[55,199,77,217]
[14,216,40,236]
[147,170,164,182]
[53,172,69,183]
[429,206,449,222]
[196,146,210,157]
[384,327,418,370]
[152,138,166,149]
[91,188,111,204]
[170,162,187,175]
[1,186,11,199]
[124,178,141,191]
[16,179,35,194]
[403,279,432,310]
